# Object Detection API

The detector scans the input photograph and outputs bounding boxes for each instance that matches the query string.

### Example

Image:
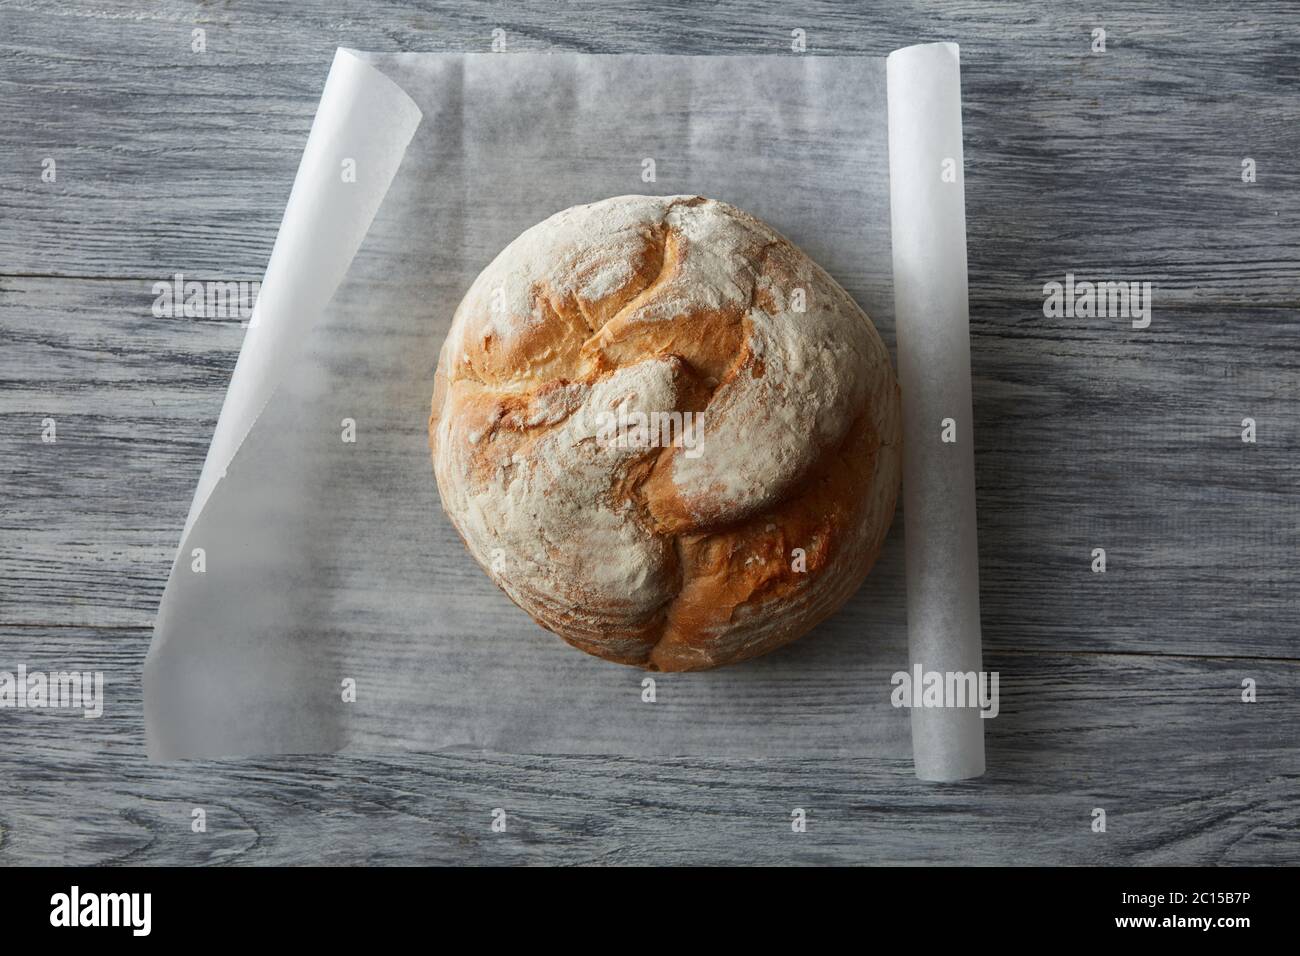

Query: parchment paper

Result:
[889,45,987,781]
[145,45,985,778]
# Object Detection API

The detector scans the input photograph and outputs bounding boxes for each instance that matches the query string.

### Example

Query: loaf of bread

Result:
[429,195,901,671]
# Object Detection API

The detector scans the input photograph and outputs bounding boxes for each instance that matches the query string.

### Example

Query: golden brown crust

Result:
[429,195,901,671]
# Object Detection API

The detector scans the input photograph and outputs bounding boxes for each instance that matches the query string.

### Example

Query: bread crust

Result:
[430,195,901,671]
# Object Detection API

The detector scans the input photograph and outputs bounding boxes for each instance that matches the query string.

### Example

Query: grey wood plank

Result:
[0,1,1297,304]
[3,277,1297,662]
[1,0,1297,865]
[0,626,1295,864]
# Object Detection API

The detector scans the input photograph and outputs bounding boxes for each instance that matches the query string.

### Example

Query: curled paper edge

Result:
[887,43,987,781]
[179,48,423,545]
[145,49,421,759]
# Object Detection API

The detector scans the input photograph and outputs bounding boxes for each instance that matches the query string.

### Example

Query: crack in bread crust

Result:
[430,195,901,671]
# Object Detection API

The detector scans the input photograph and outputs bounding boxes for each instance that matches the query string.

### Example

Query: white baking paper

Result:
[145,46,984,778]
[889,43,987,781]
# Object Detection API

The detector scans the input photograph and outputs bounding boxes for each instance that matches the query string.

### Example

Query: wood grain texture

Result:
[1,0,1298,864]
[1,626,1296,864]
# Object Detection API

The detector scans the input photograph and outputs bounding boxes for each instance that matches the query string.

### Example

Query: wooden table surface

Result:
[2,0,1297,865]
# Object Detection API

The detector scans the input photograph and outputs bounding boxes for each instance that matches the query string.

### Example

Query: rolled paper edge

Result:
[887,42,987,782]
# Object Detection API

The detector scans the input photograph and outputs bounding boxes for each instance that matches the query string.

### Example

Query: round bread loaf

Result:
[429,195,901,671]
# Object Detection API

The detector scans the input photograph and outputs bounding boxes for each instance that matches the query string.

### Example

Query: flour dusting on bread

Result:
[431,195,901,670]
